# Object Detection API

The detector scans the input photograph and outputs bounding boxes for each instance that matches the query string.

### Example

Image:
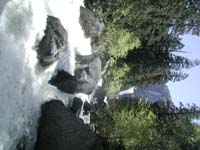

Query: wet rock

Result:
[83,101,95,115]
[84,0,101,10]
[70,97,83,116]
[79,6,104,38]
[100,53,110,71]
[49,70,77,94]
[93,86,107,109]
[37,16,68,66]
[76,52,98,64]
[75,54,101,94]
[35,100,103,150]
[49,54,101,94]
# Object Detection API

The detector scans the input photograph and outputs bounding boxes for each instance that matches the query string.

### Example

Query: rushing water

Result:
[0,0,91,149]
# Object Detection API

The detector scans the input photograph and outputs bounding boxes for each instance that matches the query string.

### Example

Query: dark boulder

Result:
[70,97,83,116]
[100,53,110,71]
[84,0,101,10]
[93,86,107,109]
[49,70,77,94]
[35,100,103,150]
[79,6,104,38]
[83,101,95,115]
[37,16,68,66]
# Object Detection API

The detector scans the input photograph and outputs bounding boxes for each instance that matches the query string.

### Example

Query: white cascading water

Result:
[0,0,91,149]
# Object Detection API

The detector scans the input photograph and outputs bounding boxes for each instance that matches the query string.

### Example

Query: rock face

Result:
[43,9,104,94]
[49,54,101,94]
[49,70,77,94]
[92,86,107,108]
[79,6,104,38]
[75,54,101,94]
[35,100,103,150]
[84,0,101,10]
[134,84,171,102]
[70,97,83,116]
[120,84,172,102]
[37,16,68,66]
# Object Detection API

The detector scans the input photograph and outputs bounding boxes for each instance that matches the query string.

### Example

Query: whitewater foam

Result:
[45,0,92,75]
[0,0,91,149]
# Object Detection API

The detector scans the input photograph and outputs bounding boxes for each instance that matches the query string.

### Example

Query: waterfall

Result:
[0,0,91,149]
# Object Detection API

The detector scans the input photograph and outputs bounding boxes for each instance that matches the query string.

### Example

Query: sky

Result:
[167,35,200,106]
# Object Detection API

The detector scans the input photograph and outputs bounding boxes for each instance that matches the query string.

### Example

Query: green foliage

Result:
[104,63,130,95]
[189,125,200,149]
[150,100,200,149]
[97,24,140,65]
[98,0,200,38]
[93,100,160,149]
[96,24,140,94]
[111,100,158,149]
[91,2,200,147]
[93,0,200,93]
[91,108,114,138]
[93,0,200,91]
[93,99,200,149]
[95,23,140,95]
[122,50,200,86]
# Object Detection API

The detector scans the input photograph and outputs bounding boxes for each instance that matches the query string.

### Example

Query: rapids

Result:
[0,0,91,149]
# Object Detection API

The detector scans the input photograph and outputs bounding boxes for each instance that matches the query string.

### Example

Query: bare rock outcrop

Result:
[35,100,103,150]
[37,16,68,66]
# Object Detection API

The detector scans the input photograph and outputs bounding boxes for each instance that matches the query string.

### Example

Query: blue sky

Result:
[167,35,200,106]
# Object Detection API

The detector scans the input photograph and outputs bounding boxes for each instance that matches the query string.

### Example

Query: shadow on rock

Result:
[37,16,68,66]
[35,100,104,150]
[49,70,77,94]
[49,53,101,95]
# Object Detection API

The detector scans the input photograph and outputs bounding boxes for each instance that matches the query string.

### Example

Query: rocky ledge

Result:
[32,5,108,150]
[37,16,68,66]
[49,53,101,94]
[35,100,104,150]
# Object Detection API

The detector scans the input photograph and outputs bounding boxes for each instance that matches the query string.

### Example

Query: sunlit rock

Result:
[37,16,68,66]
[119,84,172,103]
[50,53,101,94]
[79,6,104,38]
[75,54,101,94]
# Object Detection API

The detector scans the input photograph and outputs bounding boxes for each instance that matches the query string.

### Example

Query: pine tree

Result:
[95,0,200,93]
